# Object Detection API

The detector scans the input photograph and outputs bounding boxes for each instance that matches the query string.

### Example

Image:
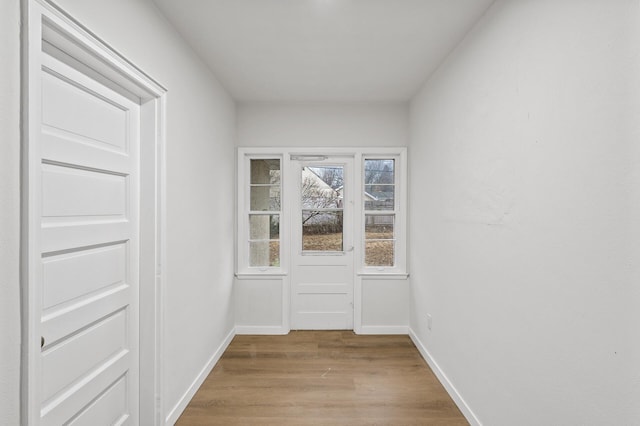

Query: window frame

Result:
[238,154,285,274]
[236,148,407,277]
[300,162,347,255]
[360,153,406,274]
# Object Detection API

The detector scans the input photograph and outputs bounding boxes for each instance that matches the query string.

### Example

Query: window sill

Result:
[235,272,287,280]
[357,272,409,280]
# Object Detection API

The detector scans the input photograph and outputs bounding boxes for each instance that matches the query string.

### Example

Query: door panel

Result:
[42,244,126,310]
[41,128,131,174]
[41,222,129,254]
[291,158,354,330]
[38,52,139,425]
[41,285,130,349]
[66,376,128,426]
[41,310,127,401]
[42,69,128,150]
[41,352,130,426]
[42,164,127,219]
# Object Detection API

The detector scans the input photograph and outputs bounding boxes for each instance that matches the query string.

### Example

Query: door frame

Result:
[21,1,167,424]
[290,155,356,330]
[236,147,407,335]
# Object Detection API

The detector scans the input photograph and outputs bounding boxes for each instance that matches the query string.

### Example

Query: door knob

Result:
[41,336,45,348]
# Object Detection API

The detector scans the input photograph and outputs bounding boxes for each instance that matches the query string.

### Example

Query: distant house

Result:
[301,167,342,228]
[301,166,341,208]
[335,186,376,204]
[301,167,393,230]
[335,186,390,224]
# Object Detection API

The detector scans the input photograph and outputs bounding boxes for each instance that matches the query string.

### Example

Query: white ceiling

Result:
[151,0,495,102]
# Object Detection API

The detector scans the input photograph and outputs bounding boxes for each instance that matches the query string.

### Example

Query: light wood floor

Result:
[177,331,468,426]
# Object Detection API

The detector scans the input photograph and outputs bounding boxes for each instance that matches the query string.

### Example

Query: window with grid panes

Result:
[248,159,281,267]
[363,158,396,267]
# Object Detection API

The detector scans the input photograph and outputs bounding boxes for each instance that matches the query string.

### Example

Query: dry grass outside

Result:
[299,232,394,266]
[365,244,393,267]
[267,232,394,266]
[269,241,280,266]
[302,232,344,251]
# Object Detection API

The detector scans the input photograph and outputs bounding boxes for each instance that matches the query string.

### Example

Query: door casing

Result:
[21,1,167,424]
[290,156,355,330]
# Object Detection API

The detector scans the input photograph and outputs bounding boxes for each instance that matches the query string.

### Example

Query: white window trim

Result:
[360,152,407,274]
[237,152,286,275]
[236,147,407,277]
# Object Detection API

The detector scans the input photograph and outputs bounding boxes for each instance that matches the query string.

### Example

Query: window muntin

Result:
[238,149,406,276]
[248,159,281,267]
[363,159,396,267]
[300,165,344,252]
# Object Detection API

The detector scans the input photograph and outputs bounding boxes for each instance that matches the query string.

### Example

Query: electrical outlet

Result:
[426,313,432,331]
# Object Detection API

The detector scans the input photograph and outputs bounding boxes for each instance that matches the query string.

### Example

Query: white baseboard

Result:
[408,328,482,426]
[236,325,408,335]
[164,328,236,425]
[358,325,409,335]
[235,325,289,335]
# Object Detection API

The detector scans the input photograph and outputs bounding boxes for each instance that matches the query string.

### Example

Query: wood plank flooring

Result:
[177,331,468,425]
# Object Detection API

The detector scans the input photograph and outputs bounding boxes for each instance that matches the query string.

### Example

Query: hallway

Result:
[2,1,639,424]
[177,332,467,425]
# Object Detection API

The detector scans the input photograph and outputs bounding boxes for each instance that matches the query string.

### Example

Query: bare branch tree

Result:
[301,172,340,225]
[313,166,343,189]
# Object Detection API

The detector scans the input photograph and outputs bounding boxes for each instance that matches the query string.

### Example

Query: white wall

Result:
[0,0,22,424]
[409,1,640,424]
[360,278,409,333]
[236,106,409,333]
[42,0,237,422]
[238,103,408,147]
[235,278,287,333]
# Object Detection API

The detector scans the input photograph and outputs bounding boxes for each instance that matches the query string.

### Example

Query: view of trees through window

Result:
[246,156,398,268]
[298,160,396,267]
[301,166,344,251]
[364,159,395,266]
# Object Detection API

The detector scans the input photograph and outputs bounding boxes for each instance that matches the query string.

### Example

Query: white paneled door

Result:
[37,52,140,425]
[291,157,354,329]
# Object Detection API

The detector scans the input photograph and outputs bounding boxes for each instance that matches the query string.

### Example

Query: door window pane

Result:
[302,210,343,251]
[301,166,343,209]
[301,165,344,252]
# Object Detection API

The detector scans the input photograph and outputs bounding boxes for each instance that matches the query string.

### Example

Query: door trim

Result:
[21,1,167,424]
[290,156,355,330]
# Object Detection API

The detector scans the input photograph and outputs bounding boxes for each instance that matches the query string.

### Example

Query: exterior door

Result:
[291,156,354,329]
[37,51,140,424]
